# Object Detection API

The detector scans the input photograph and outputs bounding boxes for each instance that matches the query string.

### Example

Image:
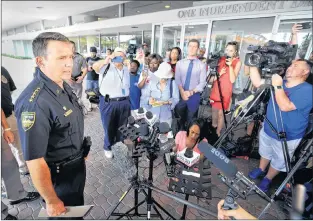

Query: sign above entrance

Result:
[177,1,312,19]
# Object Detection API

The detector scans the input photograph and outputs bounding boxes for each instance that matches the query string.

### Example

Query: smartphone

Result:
[300,22,311,30]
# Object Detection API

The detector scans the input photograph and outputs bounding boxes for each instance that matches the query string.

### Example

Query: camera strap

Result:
[99,63,111,96]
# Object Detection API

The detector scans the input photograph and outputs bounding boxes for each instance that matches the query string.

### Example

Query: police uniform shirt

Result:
[14,68,84,163]
[72,52,87,78]
[1,66,16,118]
[98,63,130,98]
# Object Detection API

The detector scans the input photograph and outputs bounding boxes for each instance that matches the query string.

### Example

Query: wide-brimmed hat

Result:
[154,62,173,79]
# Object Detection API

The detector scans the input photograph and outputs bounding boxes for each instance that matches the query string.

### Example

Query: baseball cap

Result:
[90,47,97,53]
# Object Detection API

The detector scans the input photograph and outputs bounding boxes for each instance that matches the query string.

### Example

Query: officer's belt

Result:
[109,96,129,102]
[47,150,84,174]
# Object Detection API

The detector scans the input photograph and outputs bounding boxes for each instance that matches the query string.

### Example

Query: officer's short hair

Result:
[32,32,70,57]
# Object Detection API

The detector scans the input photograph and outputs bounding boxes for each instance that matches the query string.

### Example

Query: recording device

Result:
[133,107,146,120]
[244,40,298,76]
[176,148,200,167]
[206,53,221,70]
[127,44,137,55]
[145,111,158,127]
[300,22,311,30]
[198,141,270,206]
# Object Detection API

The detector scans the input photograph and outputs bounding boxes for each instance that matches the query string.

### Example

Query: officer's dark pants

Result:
[99,96,131,150]
[50,158,86,220]
[175,93,201,131]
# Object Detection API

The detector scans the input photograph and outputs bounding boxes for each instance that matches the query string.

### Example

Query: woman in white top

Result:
[147,62,179,126]
[137,54,163,109]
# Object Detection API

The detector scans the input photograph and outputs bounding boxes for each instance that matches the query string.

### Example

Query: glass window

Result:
[162,26,181,57]
[153,25,160,54]
[208,17,275,91]
[183,24,208,58]
[79,36,87,57]
[68,37,79,49]
[275,19,312,59]
[86,35,100,57]
[143,30,152,49]
[44,17,67,30]
[100,35,118,58]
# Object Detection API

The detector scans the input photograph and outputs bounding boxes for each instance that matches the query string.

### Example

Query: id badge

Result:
[122,88,126,96]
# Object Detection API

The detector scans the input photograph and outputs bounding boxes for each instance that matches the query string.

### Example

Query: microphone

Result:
[198,141,238,178]
[159,122,170,134]
[145,111,158,127]
[176,147,200,168]
[133,107,146,120]
[111,142,137,181]
[290,184,306,220]
[128,116,135,126]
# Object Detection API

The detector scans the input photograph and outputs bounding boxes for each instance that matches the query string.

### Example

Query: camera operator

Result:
[248,59,313,193]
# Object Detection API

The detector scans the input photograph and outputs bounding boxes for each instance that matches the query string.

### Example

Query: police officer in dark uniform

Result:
[15,32,90,218]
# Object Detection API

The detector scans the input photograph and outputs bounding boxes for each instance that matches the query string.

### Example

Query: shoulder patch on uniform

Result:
[1,75,8,84]
[29,87,41,102]
[21,112,36,131]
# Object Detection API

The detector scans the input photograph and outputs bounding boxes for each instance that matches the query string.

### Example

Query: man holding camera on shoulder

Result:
[248,58,313,193]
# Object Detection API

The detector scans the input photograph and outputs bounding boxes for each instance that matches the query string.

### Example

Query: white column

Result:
[119,3,125,17]
[67,16,73,26]
[40,20,45,31]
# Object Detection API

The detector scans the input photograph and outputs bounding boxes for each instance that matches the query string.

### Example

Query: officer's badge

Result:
[21,112,36,131]
[1,75,8,84]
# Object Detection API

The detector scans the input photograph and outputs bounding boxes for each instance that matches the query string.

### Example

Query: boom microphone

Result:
[111,142,137,181]
[198,141,238,178]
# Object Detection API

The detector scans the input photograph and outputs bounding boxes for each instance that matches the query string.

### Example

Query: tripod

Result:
[107,152,176,220]
[258,138,313,219]
[205,68,228,128]
[214,84,295,204]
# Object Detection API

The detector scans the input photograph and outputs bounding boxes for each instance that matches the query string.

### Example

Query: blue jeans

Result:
[86,80,98,90]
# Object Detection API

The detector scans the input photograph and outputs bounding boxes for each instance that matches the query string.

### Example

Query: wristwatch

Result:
[274,85,283,90]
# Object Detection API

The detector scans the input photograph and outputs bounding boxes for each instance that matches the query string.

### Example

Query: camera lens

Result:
[249,54,260,66]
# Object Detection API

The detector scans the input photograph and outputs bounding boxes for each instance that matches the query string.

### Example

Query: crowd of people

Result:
[1,23,313,219]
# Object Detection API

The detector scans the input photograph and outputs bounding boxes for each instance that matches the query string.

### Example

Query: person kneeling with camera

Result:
[248,59,313,193]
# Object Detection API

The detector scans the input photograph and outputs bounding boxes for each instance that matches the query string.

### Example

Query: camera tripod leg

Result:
[107,185,133,219]
[152,198,177,220]
[115,200,146,220]
[258,139,313,219]
[180,194,189,220]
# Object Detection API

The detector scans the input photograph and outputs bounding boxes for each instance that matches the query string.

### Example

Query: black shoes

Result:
[10,192,40,205]
[4,215,17,220]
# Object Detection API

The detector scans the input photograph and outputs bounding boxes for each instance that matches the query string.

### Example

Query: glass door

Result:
[273,15,312,60]
[208,17,276,91]
[161,25,182,58]
[183,23,210,59]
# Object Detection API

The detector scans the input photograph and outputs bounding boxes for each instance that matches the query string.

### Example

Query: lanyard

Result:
[115,67,124,85]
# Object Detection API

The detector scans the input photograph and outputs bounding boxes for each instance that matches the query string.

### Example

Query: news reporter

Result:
[210,41,242,136]
[248,59,313,193]
[217,200,257,220]
[174,119,207,154]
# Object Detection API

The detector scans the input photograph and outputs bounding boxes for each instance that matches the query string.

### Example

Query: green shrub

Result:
[2,53,32,60]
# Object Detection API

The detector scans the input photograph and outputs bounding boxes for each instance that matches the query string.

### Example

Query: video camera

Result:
[244,40,298,77]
